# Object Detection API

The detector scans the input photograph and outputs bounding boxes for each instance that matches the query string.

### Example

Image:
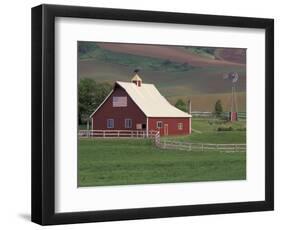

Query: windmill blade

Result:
[223,73,229,80]
[232,72,239,83]
[223,72,239,83]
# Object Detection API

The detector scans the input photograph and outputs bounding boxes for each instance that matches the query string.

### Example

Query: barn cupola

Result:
[131,69,142,87]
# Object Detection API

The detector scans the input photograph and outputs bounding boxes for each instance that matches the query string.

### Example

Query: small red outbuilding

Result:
[90,74,192,136]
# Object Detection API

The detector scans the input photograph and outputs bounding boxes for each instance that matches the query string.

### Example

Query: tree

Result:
[78,78,112,124]
[175,99,187,112]
[214,99,223,117]
[78,42,98,59]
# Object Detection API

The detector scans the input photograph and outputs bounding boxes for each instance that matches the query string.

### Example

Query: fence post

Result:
[103,131,105,138]
[189,143,191,151]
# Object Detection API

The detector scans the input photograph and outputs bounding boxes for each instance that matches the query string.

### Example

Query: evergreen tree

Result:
[214,99,223,117]
[175,99,187,112]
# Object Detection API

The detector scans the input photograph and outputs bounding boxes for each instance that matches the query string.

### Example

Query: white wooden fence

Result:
[191,111,246,119]
[78,130,245,152]
[79,129,159,138]
[161,139,246,152]
[191,111,214,118]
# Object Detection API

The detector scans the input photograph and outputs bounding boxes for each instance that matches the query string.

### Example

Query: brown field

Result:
[98,43,245,67]
[168,92,246,112]
[215,48,246,64]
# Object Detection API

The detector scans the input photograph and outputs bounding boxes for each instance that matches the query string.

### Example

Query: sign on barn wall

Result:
[113,96,127,107]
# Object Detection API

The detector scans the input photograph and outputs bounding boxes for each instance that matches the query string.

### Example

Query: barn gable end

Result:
[91,85,147,131]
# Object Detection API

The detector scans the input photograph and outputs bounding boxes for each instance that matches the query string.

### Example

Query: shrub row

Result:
[217,126,233,131]
[217,126,246,131]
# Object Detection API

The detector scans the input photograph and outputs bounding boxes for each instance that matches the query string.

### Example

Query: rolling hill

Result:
[78,42,246,112]
[98,43,245,67]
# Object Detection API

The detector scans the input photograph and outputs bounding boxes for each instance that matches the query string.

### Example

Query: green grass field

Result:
[78,118,246,187]
[163,118,246,144]
[78,139,246,187]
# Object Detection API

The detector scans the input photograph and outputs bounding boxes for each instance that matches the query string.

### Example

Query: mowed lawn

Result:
[78,138,246,187]
[163,118,246,144]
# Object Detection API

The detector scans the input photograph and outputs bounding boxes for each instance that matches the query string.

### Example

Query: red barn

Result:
[90,74,192,136]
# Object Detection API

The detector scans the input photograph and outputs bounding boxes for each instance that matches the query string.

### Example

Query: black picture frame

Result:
[31,4,274,225]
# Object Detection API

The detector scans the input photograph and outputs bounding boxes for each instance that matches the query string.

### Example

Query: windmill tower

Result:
[223,72,239,122]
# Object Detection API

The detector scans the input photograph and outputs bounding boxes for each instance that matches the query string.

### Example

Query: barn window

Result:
[125,119,132,128]
[107,119,114,128]
[156,121,163,129]
[178,123,183,130]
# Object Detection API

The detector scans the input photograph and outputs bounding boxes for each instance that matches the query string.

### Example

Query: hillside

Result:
[78,42,246,111]
[97,43,245,67]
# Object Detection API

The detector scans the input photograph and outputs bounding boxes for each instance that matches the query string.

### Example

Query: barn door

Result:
[164,124,168,136]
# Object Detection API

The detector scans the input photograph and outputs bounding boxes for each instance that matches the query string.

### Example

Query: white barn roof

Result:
[115,81,191,118]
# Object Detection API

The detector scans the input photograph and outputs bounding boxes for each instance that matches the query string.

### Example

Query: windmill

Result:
[223,72,239,121]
